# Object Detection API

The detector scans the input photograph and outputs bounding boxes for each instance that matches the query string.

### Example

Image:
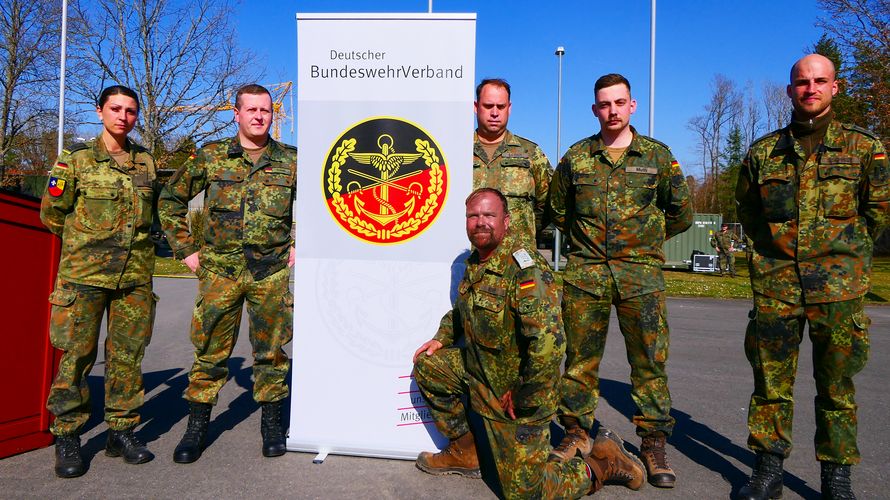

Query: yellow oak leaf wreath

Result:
[328,137,443,241]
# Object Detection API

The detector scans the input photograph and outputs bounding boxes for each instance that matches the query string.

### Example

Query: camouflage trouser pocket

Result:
[515,424,546,445]
[846,309,870,377]
[48,287,78,350]
[743,308,759,368]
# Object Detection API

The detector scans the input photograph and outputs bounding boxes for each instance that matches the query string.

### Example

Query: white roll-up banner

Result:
[289,13,476,460]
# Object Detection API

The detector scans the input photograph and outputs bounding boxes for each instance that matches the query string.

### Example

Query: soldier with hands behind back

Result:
[547,73,692,488]
[735,54,889,500]
[473,78,553,249]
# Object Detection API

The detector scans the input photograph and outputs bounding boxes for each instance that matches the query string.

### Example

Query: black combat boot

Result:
[737,452,784,500]
[54,434,86,478]
[173,402,212,464]
[105,428,154,464]
[821,462,856,500]
[261,401,287,457]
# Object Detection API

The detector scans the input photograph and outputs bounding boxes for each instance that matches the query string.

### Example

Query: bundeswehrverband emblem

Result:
[323,117,448,244]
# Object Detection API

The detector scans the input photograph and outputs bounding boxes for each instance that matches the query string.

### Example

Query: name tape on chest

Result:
[512,249,535,269]
[626,166,658,175]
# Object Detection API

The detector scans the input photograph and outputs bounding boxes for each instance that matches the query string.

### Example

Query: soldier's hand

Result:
[412,339,443,364]
[288,246,296,268]
[183,251,200,273]
[499,391,516,420]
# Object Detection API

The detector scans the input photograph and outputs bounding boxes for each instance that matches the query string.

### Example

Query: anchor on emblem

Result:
[346,134,425,226]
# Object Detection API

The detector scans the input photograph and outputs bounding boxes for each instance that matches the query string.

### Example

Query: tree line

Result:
[0,0,256,196]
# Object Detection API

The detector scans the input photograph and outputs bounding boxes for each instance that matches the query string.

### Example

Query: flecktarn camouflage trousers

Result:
[46,278,157,435]
[414,348,590,499]
[184,265,292,405]
[745,294,869,464]
[558,281,674,436]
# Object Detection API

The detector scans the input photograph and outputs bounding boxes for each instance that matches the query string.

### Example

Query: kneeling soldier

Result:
[413,188,644,498]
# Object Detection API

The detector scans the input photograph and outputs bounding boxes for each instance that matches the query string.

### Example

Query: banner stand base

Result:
[313,449,330,464]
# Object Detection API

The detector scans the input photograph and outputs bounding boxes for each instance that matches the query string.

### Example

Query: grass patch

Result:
[154,256,192,277]
[664,254,890,304]
[555,254,890,305]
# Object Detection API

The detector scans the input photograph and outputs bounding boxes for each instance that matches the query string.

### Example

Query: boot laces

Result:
[605,459,635,483]
[554,428,587,454]
[262,403,284,439]
[746,454,782,489]
[823,465,854,499]
[642,436,670,469]
[184,407,210,440]
[57,437,80,459]
[116,430,145,449]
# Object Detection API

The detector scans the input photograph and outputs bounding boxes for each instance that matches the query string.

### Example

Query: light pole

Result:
[553,46,565,270]
[56,0,69,157]
[649,0,656,136]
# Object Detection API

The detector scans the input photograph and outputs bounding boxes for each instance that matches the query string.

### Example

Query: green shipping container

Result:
[663,213,722,269]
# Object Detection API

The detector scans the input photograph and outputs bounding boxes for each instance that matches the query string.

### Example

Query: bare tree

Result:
[69,0,259,168]
[686,74,742,212]
[0,0,61,186]
[740,81,762,147]
[761,81,790,132]
[817,0,889,65]
[817,0,890,147]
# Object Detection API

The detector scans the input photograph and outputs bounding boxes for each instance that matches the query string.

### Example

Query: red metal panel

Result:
[0,192,60,458]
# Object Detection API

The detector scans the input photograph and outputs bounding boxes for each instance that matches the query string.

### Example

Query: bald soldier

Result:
[735,54,889,500]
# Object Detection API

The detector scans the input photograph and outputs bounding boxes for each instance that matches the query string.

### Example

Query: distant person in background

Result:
[41,85,158,478]
[547,73,692,489]
[735,53,889,500]
[158,84,297,463]
[473,78,553,250]
[413,188,644,498]
[711,223,740,277]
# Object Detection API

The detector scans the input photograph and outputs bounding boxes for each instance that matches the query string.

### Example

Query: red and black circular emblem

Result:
[322,117,449,244]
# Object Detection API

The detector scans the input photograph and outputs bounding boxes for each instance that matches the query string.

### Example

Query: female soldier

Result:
[41,85,157,478]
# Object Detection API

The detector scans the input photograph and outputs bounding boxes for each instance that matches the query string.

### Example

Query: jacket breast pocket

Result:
[472,289,506,350]
[207,171,244,212]
[818,160,860,219]
[78,185,120,231]
[572,173,601,217]
[625,172,658,207]
[758,164,796,222]
[259,175,294,218]
[499,158,534,199]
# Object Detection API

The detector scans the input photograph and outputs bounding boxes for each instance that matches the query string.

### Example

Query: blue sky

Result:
[236,0,824,178]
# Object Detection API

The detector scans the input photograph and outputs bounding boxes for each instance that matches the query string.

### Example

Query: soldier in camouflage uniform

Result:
[413,188,645,499]
[473,78,552,249]
[711,223,740,276]
[547,74,692,489]
[41,86,157,478]
[735,54,889,500]
[158,84,297,463]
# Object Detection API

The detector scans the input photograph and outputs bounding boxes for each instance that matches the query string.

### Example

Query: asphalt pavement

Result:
[1,276,887,499]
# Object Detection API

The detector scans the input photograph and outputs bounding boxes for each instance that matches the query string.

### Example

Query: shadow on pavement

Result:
[81,357,267,457]
[598,378,820,499]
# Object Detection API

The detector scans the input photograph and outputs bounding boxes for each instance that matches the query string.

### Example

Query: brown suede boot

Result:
[548,418,593,462]
[640,431,676,488]
[415,432,480,478]
[584,428,645,492]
